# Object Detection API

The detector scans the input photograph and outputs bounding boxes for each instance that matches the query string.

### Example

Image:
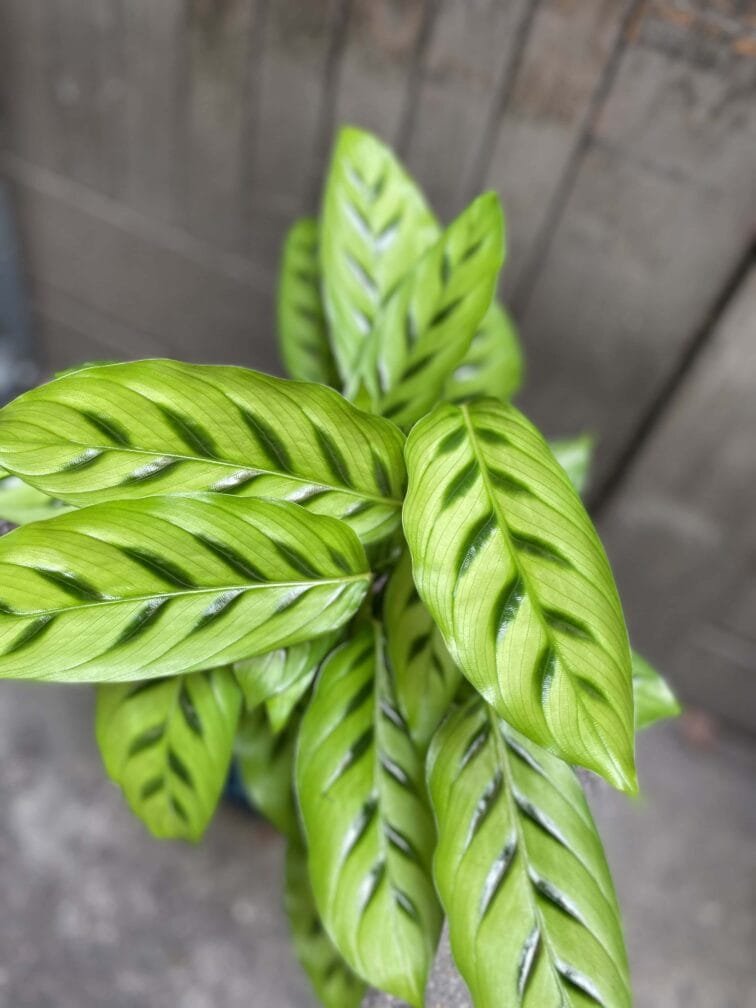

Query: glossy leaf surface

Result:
[632,651,680,730]
[443,300,522,408]
[278,217,339,387]
[296,624,441,1006]
[0,472,72,525]
[235,705,299,836]
[550,434,595,497]
[384,550,461,750]
[403,399,636,791]
[0,495,370,683]
[0,359,406,548]
[364,193,504,428]
[96,666,241,841]
[429,697,631,1008]
[285,838,366,1008]
[234,632,339,714]
[321,127,439,385]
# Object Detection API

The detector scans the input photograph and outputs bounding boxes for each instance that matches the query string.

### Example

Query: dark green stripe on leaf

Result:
[156,405,218,459]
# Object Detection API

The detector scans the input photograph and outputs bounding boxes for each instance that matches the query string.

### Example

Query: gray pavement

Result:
[0,682,753,1008]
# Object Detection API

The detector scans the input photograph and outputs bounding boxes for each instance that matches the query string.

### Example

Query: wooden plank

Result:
[515,1,756,485]
[3,154,280,375]
[598,266,756,732]
[401,0,534,216]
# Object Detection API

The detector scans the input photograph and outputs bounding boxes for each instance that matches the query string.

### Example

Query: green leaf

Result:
[0,472,73,525]
[428,697,631,1008]
[265,649,325,733]
[443,300,523,405]
[384,550,461,750]
[234,631,339,714]
[278,218,339,387]
[321,127,439,386]
[0,359,406,549]
[296,623,442,1006]
[235,705,299,836]
[96,666,241,841]
[363,193,505,429]
[403,399,636,792]
[550,434,595,497]
[0,494,370,683]
[632,650,681,730]
[285,837,366,1008]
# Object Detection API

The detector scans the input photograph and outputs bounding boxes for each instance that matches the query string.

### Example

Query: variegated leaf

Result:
[0,495,370,683]
[428,697,631,1008]
[278,217,339,387]
[384,550,461,750]
[550,434,595,497]
[296,623,442,1006]
[363,193,505,429]
[443,299,523,405]
[235,704,299,837]
[234,632,339,714]
[96,666,242,841]
[403,399,636,792]
[320,127,439,386]
[0,360,406,549]
[632,650,680,730]
[285,837,366,1008]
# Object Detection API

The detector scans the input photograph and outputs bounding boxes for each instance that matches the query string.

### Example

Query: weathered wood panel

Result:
[599,265,756,731]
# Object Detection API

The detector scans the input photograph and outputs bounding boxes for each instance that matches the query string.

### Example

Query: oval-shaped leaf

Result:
[384,550,461,750]
[234,631,339,714]
[278,217,339,387]
[0,359,406,548]
[363,193,505,429]
[550,434,595,497]
[443,300,523,405]
[296,623,441,1006]
[0,495,370,683]
[428,697,631,1008]
[96,666,242,841]
[403,399,636,792]
[0,472,72,525]
[285,837,366,1008]
[321,127,439,385]
[235,704,299,837]
[632,650,680,730]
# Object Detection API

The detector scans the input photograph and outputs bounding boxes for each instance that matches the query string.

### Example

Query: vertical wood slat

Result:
[598,265,756,732]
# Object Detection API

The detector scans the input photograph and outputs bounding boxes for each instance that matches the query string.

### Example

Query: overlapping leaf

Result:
[235,705,299,836]
[278,218,339,387]
[403,399,636,791]
[296,624,441,1006]
[443,300,522,406]
[550,434,595,497]
[0,359,406,548]
[320,127,439,386]
[285,837,366,1008]
[0,471,72,525]
[234,632,339,716]
[429,697,631,1008]
[96,666,241,841]
[363,193,505,429]
[0,495,370,683]
[632,651,680,730]
[384,550,461,750]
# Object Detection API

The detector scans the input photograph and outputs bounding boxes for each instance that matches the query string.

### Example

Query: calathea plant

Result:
[0,127,679,1007]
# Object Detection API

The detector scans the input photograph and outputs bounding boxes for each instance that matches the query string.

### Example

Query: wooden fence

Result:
[0,0,754,729]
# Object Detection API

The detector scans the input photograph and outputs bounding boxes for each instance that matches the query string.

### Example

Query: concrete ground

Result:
[0,682,753,1008]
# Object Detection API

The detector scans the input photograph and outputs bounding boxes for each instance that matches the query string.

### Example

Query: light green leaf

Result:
[321,127,439,386]
[363,193,505,429]
[443,300,523,405]
[0,359,406,549]
[234,631,339,714]
[550,434,595,497]
[265,651,324,733]
[403,399,636,792]
[285,837,366,1008]
[296,623,441,1006]
[633,650,681,730]
[96,666,242,841]
[0,472,73,525]
[384,550,461,750]
[429,697,631,1008]
[235,705,299,836]
[0,495,370,683]
[278,218,339,387]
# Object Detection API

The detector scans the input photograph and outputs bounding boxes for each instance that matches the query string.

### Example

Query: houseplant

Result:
[0,127,678,1007]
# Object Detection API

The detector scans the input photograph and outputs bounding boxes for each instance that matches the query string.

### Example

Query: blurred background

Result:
[0,1,754,1006]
